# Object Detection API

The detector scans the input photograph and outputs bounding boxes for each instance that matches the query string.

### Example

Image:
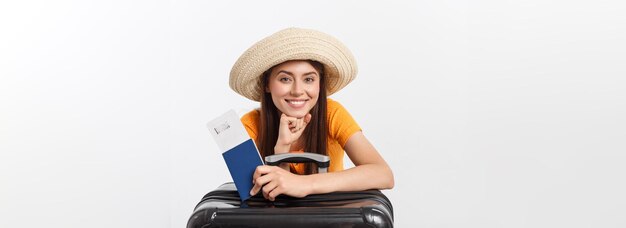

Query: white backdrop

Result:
[1,1,625,227]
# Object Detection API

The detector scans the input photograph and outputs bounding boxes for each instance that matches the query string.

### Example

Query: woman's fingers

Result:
[277,113,312,147]
[250,166,311,201]
[267,185,283,201]
[299,114,311,131]
[293,118,303,132]
[281,114,300,132]
[250,166,274,195]
[262,181,278,200]
[251,173,273,196]
[288,119,296,129]
[252,165,272,180]
[249,165,290,201]
[281,114,310,133]
[280,114,293,128]
[292,114,311,135]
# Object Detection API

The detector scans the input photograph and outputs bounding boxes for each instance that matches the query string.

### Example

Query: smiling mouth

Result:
[286,99,307,105]
[285,99,309,108]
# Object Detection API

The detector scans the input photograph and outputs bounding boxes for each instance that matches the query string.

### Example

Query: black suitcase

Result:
[187,154,394,228]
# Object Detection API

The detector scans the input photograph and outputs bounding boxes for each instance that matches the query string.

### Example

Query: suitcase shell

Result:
[187,182,394,228]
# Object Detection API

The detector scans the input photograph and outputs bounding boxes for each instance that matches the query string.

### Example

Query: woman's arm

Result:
[307,131,394,194]
[250,131,394,200]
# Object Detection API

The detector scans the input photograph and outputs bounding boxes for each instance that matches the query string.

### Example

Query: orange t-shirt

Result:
[240,99,361,174]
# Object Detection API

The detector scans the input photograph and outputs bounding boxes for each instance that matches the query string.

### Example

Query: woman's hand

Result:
[275,113,311,153]
[250,165,312,201]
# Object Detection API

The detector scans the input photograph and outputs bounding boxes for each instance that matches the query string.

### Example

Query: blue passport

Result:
[207,110,263,201]
[221,139,262,200]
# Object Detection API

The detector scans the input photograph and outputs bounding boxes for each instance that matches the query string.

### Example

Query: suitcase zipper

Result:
[195,189,393,220]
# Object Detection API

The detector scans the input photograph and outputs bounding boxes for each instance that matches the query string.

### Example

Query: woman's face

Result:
[266,60,320,118]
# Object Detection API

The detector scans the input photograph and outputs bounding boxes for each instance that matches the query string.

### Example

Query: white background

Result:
[1,1,625,227]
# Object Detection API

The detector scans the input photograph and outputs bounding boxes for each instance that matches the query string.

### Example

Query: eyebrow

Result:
[275,70,318,76]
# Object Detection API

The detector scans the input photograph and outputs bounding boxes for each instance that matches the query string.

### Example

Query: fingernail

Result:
[250,190,254,195]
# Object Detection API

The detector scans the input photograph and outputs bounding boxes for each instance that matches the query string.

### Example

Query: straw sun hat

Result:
[229,27,358,102]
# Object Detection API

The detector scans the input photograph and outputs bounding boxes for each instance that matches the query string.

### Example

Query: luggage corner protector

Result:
[187,208,218,228]
[362,206,394,228]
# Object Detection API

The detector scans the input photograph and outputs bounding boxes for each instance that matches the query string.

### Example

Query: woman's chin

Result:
[282,110,308,118]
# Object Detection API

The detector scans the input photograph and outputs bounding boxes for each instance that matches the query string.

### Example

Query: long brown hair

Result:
[257,60,328,174]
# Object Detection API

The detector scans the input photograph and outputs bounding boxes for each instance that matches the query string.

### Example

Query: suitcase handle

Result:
[264,153,329,173]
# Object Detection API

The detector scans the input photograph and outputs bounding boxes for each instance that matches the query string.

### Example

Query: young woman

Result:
[229,27,394,201]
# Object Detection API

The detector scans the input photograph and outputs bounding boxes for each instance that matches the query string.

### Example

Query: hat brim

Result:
[230,28,358,102]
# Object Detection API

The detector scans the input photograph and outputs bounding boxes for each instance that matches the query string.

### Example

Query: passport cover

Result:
[207,110,263,201]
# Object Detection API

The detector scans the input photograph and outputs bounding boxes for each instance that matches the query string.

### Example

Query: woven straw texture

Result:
[229,27,358,101]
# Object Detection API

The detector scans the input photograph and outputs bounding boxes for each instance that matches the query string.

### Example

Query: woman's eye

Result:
[304,77,315,83]
[279,77,291,82]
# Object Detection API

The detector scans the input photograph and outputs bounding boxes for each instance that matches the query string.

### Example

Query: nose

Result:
[290,80,304,96]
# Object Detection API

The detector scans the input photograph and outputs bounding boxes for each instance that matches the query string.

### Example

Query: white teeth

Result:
[288,100,305,105]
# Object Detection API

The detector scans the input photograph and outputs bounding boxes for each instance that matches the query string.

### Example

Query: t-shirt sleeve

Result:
[240,110,259,140]
[327,99,362,147]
